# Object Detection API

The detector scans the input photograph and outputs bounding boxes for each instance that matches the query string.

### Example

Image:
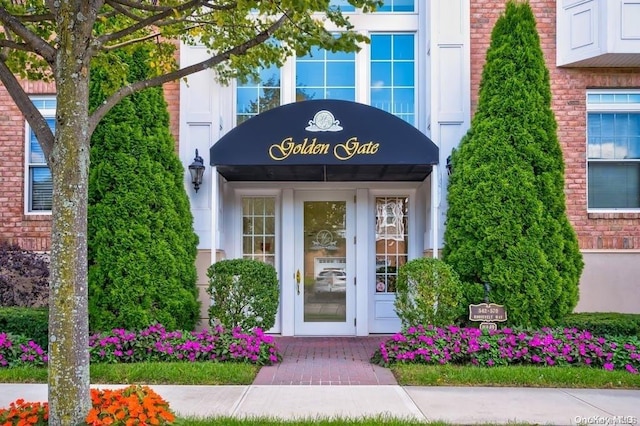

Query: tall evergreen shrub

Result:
[88,48,200,332]
[443,1,583,327]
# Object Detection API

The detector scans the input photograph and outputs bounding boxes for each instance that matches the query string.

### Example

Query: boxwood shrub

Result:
[395,258,464,328]
[560,313,640,338]
[207,259,279,331]
[0,307,48,348]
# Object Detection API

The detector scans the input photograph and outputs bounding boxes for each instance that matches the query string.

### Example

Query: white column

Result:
[430,0,471,249]
[430,165,439,258]
[210,167,218,264]
[355,188,369,335]
[281,188,295,336]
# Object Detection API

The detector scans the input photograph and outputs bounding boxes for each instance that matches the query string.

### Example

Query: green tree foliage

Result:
[0,1,381,422]
[207,259,279,331]
[443,1,583,328]
[394,258,464,328]
[88,48,200,332]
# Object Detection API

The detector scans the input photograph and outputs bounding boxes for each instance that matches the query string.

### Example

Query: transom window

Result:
[26,97,55,213]
[587,91,640,210]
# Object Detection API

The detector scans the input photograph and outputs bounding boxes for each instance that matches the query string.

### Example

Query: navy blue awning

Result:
[210,99,439,181]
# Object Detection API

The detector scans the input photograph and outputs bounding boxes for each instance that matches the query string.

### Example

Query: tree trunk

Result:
[48,22,92,426]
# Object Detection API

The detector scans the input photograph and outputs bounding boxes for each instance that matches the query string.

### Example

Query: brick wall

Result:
[471,0,640,250]
[3,3,639,252]
[0,81,54,251]
[0,74,180,252]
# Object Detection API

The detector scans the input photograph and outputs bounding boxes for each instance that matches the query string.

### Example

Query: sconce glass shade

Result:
[188,149,205,192]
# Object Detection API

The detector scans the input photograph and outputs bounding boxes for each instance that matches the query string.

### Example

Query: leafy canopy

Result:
[0,1,382,424]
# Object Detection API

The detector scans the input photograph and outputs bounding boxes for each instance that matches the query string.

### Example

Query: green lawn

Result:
[391,363,640,388]
[1,360,637,389]
[2,362,636,426]
[0,362,259,385]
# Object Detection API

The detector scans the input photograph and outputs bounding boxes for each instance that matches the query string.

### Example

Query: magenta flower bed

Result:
[89,324,280,365]
[373,325,640,374]
[0,324,280,368]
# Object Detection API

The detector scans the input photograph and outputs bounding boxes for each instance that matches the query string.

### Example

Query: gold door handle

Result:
[295,269,301,295]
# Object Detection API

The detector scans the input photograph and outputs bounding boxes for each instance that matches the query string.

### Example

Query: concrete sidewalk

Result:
[1,384,639,424]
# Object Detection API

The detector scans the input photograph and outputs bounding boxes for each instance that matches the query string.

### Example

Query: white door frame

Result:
[293,190,356,335]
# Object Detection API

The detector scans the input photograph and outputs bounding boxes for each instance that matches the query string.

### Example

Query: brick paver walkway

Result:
[253,336,397,385]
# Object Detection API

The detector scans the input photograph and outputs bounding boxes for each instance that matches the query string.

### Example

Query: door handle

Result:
[295,269,301,295]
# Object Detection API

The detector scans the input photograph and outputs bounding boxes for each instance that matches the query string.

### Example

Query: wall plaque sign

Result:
[468,303,507,322]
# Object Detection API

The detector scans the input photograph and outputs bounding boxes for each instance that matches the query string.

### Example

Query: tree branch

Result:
[0,59,54,161]
[88,13,287,134]
[12,13,55,22]
[102,31,162,51]
[0,7,56,64]
[0,39,33,54]
[97,0,204,47]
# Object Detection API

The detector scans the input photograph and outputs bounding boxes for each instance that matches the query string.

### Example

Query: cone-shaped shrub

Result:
[88,48,200,332]
[443,1,583,327]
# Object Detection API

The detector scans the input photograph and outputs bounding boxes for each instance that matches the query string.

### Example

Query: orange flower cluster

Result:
[87,386,175,426]
[0,385,174,426]
[0,399,48,426]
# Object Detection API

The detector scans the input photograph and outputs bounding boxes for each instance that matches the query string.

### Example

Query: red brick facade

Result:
[471,0,640,250]
[0,79,179,252]
[2,1,639,252]
[0,80,54,251]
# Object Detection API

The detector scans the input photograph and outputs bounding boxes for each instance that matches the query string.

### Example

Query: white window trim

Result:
[235,7,421,121]
[233,188,281,261]
[24,97,55,215]
[586,89,640,213]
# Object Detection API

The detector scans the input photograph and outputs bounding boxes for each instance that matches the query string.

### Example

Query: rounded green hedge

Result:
[394,258,464,328]
[207,259,279,331]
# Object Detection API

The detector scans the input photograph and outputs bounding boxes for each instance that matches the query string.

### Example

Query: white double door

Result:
[293,190,356,335]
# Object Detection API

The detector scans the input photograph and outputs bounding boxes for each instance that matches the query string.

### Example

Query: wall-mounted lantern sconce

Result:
[446,155,452,175]
[188,149,205,193]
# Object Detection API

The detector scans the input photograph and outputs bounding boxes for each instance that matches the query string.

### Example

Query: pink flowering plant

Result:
[371,325,640,374]
[0,324,280,368]
[89,324,280,365]
[0,333,48,368]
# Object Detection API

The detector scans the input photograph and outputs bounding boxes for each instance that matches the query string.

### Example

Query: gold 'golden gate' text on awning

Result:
[269,137,380,161]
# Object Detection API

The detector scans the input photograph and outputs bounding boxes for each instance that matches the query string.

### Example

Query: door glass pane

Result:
[375,197,408,293]
[242,197,276,265]
[303,201,347,322]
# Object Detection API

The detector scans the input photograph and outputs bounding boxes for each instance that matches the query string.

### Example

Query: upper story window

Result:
[234,3,419,124]
[587,91,640,210]
[329,0,415,13]
[236,65,281,125]
[376,0,415,12]
[296,46,356,101]
[370,33,415,125]
[26,97,55,213]
[329,0,355,12]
